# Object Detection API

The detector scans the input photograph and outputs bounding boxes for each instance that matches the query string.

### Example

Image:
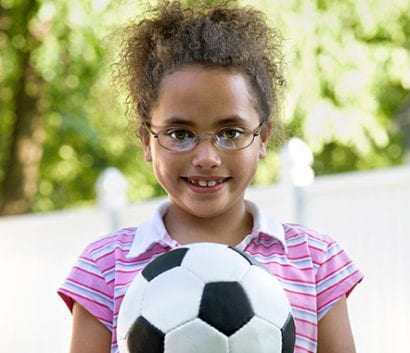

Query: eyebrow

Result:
[161,115,252,127]
[216,115,251,126]
[161,117,195,127]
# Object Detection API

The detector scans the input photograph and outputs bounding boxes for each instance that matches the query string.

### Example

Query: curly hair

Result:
[115,0,285,142]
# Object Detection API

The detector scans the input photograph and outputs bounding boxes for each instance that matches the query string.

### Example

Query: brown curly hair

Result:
[115,0,285,143]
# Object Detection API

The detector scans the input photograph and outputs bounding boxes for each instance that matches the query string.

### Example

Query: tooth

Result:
[198,180,208,187]
[189,179,198,185]
[207,181,216,187]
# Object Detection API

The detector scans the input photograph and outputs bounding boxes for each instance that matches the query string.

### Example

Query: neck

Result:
[164,201,253,246]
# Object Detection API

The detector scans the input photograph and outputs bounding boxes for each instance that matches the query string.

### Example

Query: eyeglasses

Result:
[146,122,264,152]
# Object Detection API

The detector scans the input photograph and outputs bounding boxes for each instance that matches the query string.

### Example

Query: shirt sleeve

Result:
[315,239,363,320]
[57,243,114,331]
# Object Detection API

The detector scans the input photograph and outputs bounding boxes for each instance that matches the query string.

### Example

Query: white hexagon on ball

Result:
[229,316,282,353]
[181,243,250,282]
[142,267,204,333]
[165,318,228,353]
[241,265,292,326]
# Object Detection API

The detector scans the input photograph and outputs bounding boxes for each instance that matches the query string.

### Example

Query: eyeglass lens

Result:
[154,125,260,152]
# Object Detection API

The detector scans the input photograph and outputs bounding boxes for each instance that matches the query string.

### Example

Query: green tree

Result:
[257,0,409,176]
[0,0,161,215]
[0,0,44,214]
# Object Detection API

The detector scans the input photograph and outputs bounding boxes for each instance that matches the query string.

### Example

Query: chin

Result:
[186,205,224,219]
[172,199,225,219]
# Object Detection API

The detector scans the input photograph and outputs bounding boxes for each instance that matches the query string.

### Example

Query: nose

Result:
[191,138,222,169]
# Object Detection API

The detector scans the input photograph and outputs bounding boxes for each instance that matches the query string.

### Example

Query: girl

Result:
[59,1,363,352]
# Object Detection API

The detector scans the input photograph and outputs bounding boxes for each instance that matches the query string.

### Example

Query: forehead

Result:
[151,65,260,128]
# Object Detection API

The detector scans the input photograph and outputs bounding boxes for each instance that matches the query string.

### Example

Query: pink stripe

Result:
[67,278,113,298]
[71,266,105,280]
[295,316,317,327]
[271,270,315,284]
[90,231,135,250]
[322,248,344,265]
[304,232,333,245]
[306,243,328,252]
[287,239,325,251]
[115,294,125,302]
[110,272,138,285]
[317,270,362,311]
[59,289,112,323]
[262,260,313,272]
[294,344,314,353]
[116,255,154,264]
[285,288,316,298]
[297,331,317,343]
[291,302,317,313]
[286,254,313,261]
[284,224,332,243]
[93,246,133,264]
[317,259,353,283]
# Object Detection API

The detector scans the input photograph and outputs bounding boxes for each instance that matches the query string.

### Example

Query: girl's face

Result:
[142,65,270,219]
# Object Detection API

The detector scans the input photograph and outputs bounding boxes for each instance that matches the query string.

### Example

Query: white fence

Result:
[1,164,409,353]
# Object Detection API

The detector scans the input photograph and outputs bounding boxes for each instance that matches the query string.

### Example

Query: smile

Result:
[185,178,227,187]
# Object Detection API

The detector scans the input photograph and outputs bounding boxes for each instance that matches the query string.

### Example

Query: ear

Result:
[259,122,272,159]
[143,143,152,162]
[138,126,152,162]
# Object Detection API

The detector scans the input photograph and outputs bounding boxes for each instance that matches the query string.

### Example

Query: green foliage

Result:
[260,0,409,174]
[0,0,409,213]
[29,0,167,212]
[1,0,164,212]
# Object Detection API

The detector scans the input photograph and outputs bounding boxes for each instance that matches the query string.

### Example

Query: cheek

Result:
[150,149,181,185]
[151,159,170,192]
[235,150,260,179]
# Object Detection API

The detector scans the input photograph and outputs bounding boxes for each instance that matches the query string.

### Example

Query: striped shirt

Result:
[58,200,363,353]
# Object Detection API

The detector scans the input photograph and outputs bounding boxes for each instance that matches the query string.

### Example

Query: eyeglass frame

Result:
[144,121,265,152]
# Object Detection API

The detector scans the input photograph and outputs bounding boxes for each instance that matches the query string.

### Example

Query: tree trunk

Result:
[0,0,44,215]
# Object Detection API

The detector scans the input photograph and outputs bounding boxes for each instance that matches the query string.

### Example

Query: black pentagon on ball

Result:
[199,281,254,336]
[281,313,296,353]
[127,316,165,353]
[142,248,189,281]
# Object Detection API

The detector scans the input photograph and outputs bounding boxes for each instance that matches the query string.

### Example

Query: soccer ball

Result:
[117,243,295,353]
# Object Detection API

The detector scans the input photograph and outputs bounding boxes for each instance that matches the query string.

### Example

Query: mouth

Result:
[183,177,229,188]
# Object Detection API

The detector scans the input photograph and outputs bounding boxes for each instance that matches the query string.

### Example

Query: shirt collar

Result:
[127,200,286,258]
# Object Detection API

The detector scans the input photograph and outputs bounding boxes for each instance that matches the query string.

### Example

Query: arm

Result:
[317,295,356,353]
[69,302,112,353]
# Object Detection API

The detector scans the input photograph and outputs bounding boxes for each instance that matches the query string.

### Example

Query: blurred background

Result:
[1,0,409,215]
[0,0,409,352]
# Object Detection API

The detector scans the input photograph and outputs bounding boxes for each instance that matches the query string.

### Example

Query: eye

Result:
[218,127,244,140]
[166,128,195,141]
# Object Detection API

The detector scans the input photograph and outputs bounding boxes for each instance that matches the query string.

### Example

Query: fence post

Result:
[279,138,314,224]
[96,167,128,231]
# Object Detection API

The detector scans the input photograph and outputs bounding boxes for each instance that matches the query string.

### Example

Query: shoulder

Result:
[281,223,343,268]
[283,223,335,252]
[58,228,138,307]
[283,223,334,245]
[81,227,137,264]
[282,223,363,297]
